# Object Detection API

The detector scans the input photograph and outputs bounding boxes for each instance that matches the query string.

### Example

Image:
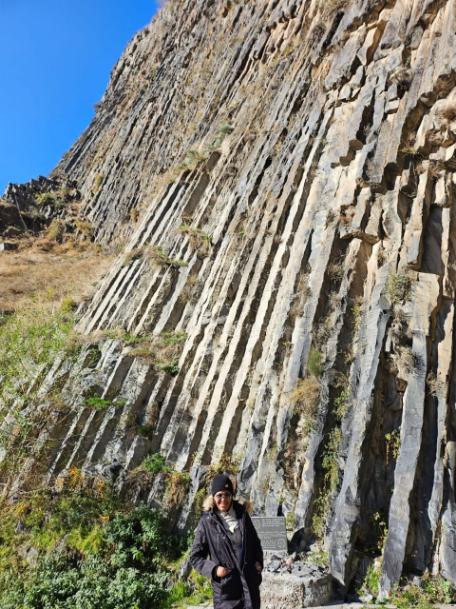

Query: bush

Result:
[141,453,171,475]
[0,491,182,609]
[0,305,75,404]
[386,273,411,304]
[85,396,113,410]
[35,192,57,206]
[307,348,322,377]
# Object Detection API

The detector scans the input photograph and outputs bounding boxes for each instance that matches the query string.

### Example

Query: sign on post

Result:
[251,516,288,553]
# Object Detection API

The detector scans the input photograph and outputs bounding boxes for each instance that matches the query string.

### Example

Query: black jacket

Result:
[189,501,263,609]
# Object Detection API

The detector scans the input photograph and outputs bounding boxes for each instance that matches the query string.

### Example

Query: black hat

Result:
[211,473,234,496]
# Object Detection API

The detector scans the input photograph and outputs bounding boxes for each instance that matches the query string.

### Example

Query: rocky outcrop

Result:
[0,176,81,238]
[2,0,456,597]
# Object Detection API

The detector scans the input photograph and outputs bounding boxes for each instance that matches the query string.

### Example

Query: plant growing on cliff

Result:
[290,348,323,433]
[141,453,172,475]
[207,453,240,478]
[122,247,144,265]
[35,191,58,206]
[290,377,320,426]
[74,217,93,239]
[307,348,322,377]
[156,359,180,376]
[372,510,388,552]
[386,273,412,304]
[139,454,190,507]
[179,224,212,257]
[35,188,74,209]
[390,575,456,608]
[385,429,401,464]
[46,219,66,242]
[334,387,350,419]
[149,245,188,268]
[93,173,104,191]
[311,376,350,539]
[165,471,191,507]
[122,245,188,268]
[351,296,364,331]
[361,562,382,598]
[176,148,209,173]
[85,396,113,410]
[208,122,234,151]
[0,304,75,404]
[306,546,329,568]
[128,330,186,377]
[312,427,342,539]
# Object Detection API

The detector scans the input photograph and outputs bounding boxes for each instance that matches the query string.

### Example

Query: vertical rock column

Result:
[380,274,439,595]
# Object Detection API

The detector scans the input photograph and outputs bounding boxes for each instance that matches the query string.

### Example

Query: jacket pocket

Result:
[220,572,233,588]
[218,571,243,600]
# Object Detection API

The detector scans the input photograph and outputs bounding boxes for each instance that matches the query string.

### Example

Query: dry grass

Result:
[178,224,212,257]
[122,244,188,269]
[437,104,456,122]
[0,238,113,313]
[179,273,200,303]
[289,376,321,421]
[126,330,187,376]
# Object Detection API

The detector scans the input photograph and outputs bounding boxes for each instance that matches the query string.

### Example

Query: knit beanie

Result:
[211,473,234,496]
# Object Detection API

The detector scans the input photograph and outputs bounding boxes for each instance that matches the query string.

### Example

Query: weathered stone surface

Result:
[261,571,333,609]
[2,0,456,597]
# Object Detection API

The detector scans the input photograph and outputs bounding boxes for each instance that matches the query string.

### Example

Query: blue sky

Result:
[0,0,159,194]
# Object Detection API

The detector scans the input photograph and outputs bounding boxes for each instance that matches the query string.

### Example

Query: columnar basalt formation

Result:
[2,0,456,595]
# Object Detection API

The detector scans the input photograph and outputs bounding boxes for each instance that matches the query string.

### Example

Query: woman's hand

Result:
[254,561,262,573]
[216,566,232,577]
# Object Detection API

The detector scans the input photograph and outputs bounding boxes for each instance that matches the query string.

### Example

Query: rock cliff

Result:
[2,0,456,596]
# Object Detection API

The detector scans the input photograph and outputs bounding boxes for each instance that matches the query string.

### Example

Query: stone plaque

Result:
[251,516,288,552]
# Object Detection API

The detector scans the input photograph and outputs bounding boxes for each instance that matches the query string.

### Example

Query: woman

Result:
[190,473,263,609]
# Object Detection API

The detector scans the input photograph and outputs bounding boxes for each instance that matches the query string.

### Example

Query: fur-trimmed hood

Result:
[202,495,253,513]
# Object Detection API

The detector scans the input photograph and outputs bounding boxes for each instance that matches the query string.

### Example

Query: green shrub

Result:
[141,453,172,475]
[168,569,212,608]
[361,562,381,598]
[0,490,182,609]
[0,305,75,404]
[421,574,455,603]
[307,348,322,377]
[312,427,342,539]
[334,388,350,419]
[35,192,57,206]
[390,574,456,608]
[85,396,113,410]
[156,359,180,376]
[386,273,411,304]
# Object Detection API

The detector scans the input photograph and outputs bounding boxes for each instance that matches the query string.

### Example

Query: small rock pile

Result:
[264,552,329,578]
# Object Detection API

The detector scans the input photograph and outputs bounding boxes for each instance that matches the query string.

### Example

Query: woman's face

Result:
[214,491,232,512]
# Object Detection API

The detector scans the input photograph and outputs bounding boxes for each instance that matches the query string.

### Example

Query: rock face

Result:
[0,176,80,238]
[2,0,456,596]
